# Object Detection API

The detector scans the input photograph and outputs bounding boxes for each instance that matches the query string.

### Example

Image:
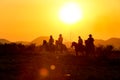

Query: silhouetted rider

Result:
[58,34,63,45]
[86,34,95,55]
[49,35,54,45]
[42,40,48,51]
[78,36,83,45]
[87,34,94,46]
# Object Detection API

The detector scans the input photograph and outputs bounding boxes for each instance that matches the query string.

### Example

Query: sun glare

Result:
[59,2,83,24]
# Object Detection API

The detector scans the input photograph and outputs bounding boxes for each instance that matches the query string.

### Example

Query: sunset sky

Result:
[0,0,120,42]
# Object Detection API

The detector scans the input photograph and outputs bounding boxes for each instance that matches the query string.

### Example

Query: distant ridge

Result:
[94,38,120,49]
[31,36,49,46]
[105,38,120,49]
[15,41,30,45]
[0,39,11,44]
[0,37,120,49]
[31,36,120,49]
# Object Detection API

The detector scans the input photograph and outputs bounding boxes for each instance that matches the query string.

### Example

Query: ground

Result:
[0,52,120,80]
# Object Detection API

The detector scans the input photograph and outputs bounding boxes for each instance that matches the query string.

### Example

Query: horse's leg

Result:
[84,50,87,56]
[76,51,78,56]
[85,47,89,57]
[82,50,84,56]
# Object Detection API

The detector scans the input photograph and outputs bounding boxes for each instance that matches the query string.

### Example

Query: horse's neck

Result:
[75,43,78,46]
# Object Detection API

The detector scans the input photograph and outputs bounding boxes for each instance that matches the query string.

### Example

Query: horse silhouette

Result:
[55,40,67,53]
[85,39,95,56]
[71,41,85,56]
[40,40,67,53]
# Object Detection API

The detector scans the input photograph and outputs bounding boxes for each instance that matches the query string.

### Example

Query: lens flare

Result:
[50,65,56,70]
[39,68,49,77]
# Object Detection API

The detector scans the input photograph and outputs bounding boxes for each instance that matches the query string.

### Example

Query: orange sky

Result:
[0,0,120,42]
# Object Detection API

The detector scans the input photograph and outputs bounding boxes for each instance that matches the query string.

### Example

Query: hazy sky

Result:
[0,0,120,42]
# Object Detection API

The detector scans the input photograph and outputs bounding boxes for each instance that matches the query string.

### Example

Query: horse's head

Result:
[71,42,77,48]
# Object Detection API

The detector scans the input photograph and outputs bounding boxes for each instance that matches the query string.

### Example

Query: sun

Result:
[59,2,83,24]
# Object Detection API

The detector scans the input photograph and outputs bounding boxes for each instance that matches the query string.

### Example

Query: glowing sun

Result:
[59,2,83,24]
